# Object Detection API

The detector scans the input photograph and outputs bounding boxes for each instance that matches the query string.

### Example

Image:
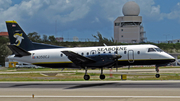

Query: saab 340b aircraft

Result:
[6,21,175,80]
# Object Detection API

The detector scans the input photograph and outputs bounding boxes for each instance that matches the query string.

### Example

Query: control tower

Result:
[114,1,146,43]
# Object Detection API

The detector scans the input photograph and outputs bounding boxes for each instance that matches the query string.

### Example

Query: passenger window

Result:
[92,52,94,55]
[114,51,117,54]
[60,54,63,57]
[98,52,100,54]
[103,52,106,54]
[124,51,126,54]
[137,51,140,54]
[109,51,111,53]
[81,53,84,55]
[87,52,89,55]
[148,48,156,52]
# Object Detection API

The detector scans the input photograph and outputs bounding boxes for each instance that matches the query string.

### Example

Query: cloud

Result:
[140,1,180,22]
[0,0,12,10]
[0,0,94,31]
[164,2,180,22]
[1,0,180,39]
[99,0,180,22]
[42,0,94,23]
[1,0,164,22]
[66,0,69,4]
[93,0,164,21]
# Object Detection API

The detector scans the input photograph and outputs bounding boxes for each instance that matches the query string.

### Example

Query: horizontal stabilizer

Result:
[8,45,31,57]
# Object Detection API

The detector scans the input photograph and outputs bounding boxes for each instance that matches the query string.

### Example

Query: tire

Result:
[155,74,160,78]
[84,75,90,80]
[100,74,105,80]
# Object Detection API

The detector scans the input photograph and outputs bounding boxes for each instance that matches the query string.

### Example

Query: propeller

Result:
[114,47,122,72]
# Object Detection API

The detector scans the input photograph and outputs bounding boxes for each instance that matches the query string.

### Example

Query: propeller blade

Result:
[114,47,121,72]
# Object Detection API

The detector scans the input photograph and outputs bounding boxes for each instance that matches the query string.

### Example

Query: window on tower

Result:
[115,23,120,26]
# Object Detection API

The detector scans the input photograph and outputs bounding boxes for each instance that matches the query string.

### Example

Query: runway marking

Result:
[0,96,179,98]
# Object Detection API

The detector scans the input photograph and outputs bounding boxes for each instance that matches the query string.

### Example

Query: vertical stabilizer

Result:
[6,21,34,51]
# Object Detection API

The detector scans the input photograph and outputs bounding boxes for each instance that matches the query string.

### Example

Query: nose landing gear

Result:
[155,74,160,78]
[155,66,160,78]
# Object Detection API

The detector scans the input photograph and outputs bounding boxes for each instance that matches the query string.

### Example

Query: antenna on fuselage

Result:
[103,43,107,46]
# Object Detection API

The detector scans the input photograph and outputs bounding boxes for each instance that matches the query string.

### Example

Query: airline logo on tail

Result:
[13,33,24,46]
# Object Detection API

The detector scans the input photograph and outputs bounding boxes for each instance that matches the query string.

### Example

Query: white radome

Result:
[122,1,140,16]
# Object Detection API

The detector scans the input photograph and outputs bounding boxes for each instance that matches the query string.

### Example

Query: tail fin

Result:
[6,21,35,51]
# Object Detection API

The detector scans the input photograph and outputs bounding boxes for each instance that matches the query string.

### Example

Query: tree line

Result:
[0,36,11,66]
[1,32,180,66]
[27,32,180,53]
[28,32,56,43]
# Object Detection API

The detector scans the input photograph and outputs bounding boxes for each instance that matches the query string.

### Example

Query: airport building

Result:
[114,1,146,43]
[0,32,8,38]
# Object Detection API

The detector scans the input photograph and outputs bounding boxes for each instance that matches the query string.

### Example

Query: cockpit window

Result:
[155,48,163,52]
[148,48,156,52]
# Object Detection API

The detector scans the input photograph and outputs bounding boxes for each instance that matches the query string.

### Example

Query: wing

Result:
[61,51,96,66]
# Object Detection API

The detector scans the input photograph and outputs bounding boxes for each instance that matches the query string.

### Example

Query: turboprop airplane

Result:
[6,21,175,80]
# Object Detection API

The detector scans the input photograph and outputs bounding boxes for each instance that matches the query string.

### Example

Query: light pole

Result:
[164,34,169,43]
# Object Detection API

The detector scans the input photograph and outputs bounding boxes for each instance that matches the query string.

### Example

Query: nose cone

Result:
[164,53,176,62]
[170,58,176,62]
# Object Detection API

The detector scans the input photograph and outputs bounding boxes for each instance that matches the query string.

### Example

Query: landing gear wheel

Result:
[155,74,160,78]
[84,75,90,80]
[100,74,105,80]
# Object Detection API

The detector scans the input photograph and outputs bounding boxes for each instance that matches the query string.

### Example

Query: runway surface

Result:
[0,81,180,101]
[0,81,180,89]
[1,68,180,74]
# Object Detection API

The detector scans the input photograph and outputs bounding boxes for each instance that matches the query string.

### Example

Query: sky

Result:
[1,0,180,42]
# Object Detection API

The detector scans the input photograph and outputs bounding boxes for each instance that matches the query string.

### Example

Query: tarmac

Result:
[0,81,179,101]
[1,68,180,74]
[0,68,179,100]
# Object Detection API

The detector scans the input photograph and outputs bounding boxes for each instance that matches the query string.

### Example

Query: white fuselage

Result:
[8,44,175,68]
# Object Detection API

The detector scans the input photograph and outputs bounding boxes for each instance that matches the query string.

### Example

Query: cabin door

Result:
[128,50,134,63]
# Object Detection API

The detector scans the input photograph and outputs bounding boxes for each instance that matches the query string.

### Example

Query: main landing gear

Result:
[155,66,160,78]
[84,67,90,80]
[83,67,105,80]
[100,68,105,80]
